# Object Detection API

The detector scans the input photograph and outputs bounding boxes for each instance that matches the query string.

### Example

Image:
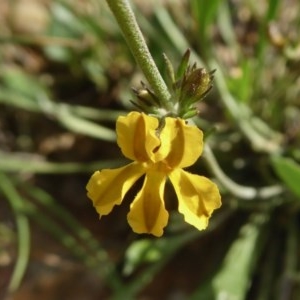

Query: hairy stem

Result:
[106,0,172,111]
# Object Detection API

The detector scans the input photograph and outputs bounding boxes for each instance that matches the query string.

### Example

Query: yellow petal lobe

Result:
[116,112,160,162]
[127,171,169,237]
[169,169,221,230]
[159,118,203,168]
[86,162,145,216]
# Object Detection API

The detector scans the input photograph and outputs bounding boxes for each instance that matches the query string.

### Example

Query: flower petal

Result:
[169,169,221,230]
[127,171,169,237]
[159,117,203,168]
[86,162,145,216]
[116,112,160,162]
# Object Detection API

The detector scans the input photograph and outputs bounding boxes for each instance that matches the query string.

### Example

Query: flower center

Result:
[144,160,173,174]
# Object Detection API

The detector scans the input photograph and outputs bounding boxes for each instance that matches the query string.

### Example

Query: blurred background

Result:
[0,0,300,299]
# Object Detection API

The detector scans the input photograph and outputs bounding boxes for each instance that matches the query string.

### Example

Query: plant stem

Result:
[106,0,172,111]
[0,172,30,294]
[203,144,283,200]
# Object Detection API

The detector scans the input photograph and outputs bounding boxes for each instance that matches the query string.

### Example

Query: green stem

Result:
[106,0,172,111]
[203,144,283,200]
[0,172,30,294]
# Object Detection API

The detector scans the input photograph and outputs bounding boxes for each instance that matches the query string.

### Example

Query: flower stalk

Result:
[106,0,172,112]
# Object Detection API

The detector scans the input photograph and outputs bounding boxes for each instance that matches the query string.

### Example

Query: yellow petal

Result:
[86,162,145,216]
[127,171,169,237]
[116,112,160,162]
[159,117,203,168]
[169,169,221,230]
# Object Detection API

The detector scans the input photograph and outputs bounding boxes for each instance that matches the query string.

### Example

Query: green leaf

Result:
[271,156,300,198]
[123,231,197,277]
[123,239,162,276]
[191,214,268,300]
[163,53,175,85]
[57,105,116,141]
[0,173,31,293]
[0,151,124,174]
[1,68,49,100]
[176,49,190,80]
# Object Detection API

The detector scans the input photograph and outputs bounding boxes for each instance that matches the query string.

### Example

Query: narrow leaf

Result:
[271,156,300,198]
[176,49,190,80]
[191,214,268,300]
[163,53,175,85]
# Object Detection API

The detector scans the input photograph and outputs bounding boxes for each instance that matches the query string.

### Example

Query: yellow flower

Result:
[86,112,221,237]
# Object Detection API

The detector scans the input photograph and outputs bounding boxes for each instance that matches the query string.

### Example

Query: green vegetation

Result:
[0,0,300,299]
